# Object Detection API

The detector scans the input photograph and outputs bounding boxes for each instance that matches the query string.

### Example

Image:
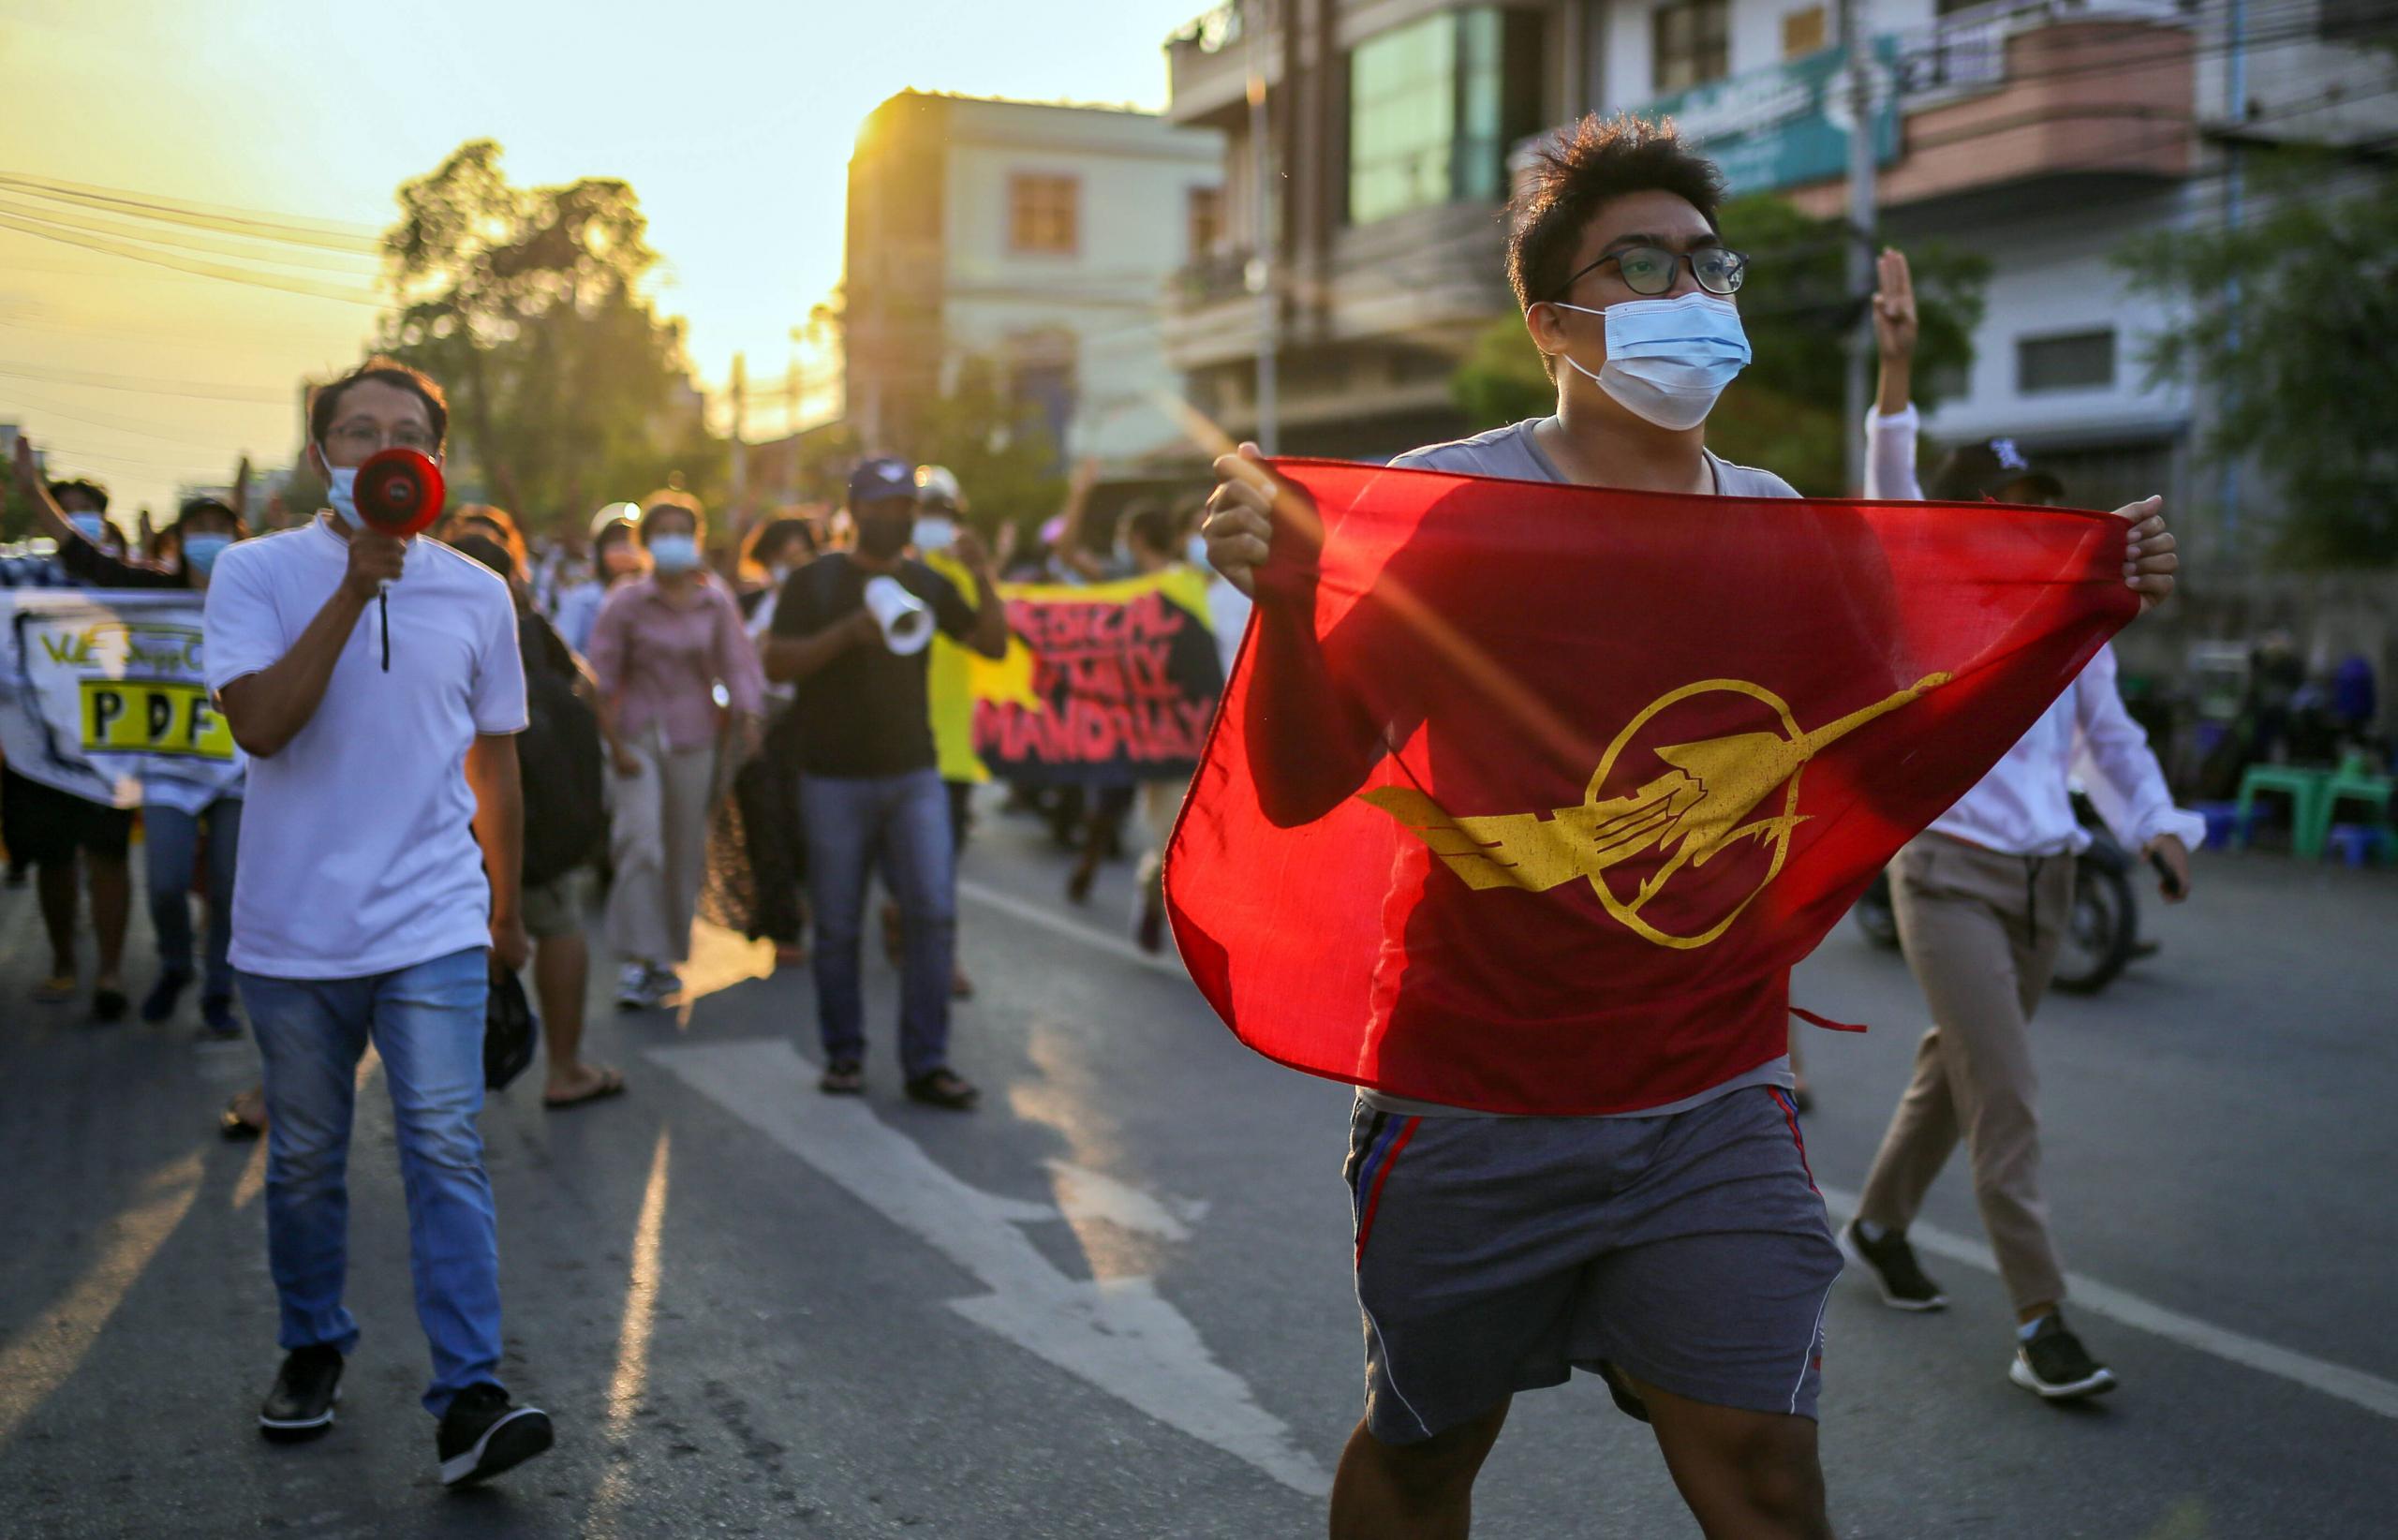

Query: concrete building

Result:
[1162,0,2396,538]
[842,92,1226,476]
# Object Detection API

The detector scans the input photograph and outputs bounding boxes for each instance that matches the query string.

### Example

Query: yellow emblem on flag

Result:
[1361,674,1948,949]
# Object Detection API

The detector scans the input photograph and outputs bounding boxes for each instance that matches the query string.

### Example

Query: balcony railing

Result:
[1176,246,1260,308]
[1894,0,2192,102]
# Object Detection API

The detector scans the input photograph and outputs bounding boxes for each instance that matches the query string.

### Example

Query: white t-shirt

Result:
[203,518,527,978]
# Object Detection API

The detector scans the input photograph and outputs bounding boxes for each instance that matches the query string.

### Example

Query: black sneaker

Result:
[2010,1314,2117,1400]
[904,1069,981,1111]
[1843,1220,1948,1311]
[436,1383,553,1487]
[141,970,192,1024]
[199,995,243,1042]
[258,1345,343,1441]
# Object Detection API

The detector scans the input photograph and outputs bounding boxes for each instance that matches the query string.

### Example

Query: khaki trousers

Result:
[605,728,718,967]
[1856,835,2075,1312]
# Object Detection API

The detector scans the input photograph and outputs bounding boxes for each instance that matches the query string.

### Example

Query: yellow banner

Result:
[80,679,236,760]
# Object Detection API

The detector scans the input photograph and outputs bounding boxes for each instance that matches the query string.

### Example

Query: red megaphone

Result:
[353,448,446,538]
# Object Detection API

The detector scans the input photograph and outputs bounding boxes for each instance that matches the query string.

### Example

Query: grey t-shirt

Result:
[1362,418,1801,1119]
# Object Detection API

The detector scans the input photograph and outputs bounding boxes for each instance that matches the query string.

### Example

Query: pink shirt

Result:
[586,574,766,750]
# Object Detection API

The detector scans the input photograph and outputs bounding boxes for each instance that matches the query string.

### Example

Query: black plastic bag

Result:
[485,963,539,1091]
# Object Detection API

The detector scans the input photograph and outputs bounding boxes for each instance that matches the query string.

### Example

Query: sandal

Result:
[543,1065,627,1110]
[34,974,76,1004]
[819,1060,865,1097]
[218,1093,266,1141]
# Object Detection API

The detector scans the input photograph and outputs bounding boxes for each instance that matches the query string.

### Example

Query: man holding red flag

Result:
[1184,115,2177,1539]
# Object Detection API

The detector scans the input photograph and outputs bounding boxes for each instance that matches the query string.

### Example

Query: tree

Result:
[2117,155,2398,567]
[906,355,1068,539]
[376,140,708,532]
[1451,194,1988,496]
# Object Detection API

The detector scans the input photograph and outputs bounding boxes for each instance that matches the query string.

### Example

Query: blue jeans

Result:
[802,767,956,1080]
[145,795,240,999]
[240,946,503,1417]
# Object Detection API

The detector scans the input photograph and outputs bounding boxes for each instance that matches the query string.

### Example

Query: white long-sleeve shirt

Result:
[1865,406,2204,857]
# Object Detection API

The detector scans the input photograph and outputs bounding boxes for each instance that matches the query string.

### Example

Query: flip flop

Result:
[542,1066,627,1110]
[34,975,76,1004]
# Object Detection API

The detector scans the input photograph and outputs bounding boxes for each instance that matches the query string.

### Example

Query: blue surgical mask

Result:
[317,445,363,528]
[1185,533,1211,570]
[67,512,109,544]
[182,533,231,575]
[1547,292,1752,431]
[647,534,701,574]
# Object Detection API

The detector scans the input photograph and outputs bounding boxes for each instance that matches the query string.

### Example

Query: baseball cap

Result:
[915,464,963,511]
[849,456,918,506]
[1930,438,2065,503]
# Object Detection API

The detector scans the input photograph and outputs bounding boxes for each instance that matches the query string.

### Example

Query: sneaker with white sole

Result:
[1843,1220,1948,1310]
[2010,1314,2117,1400]
[258,1345,342,1441]
[436,1383,553,1487]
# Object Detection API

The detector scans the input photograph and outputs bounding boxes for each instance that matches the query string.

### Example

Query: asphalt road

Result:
[2,803,2393,1539]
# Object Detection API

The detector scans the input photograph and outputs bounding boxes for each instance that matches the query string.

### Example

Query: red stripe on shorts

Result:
[1353,1115,1422,1267]
[1769,1088,1818,1194]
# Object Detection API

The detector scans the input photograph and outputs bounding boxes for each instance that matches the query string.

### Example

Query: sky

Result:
[0,0,1208,525]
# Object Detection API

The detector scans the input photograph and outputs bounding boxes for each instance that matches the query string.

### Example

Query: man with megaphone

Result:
[201,358,553,1488]
[764,455,1009,1109]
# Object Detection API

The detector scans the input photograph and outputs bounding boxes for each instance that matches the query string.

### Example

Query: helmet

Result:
[914,465,964,512]
[589,501,641,540]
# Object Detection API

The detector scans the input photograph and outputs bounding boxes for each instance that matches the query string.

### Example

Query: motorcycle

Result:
[1852,791,2145,996]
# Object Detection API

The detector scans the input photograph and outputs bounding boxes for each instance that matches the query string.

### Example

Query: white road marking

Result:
[959,879,1187,978]
[1046,1161,1207,1242]
[964,871,2398,1428]
[1816,1184,2398,1423]
[647,1040,1331,1496]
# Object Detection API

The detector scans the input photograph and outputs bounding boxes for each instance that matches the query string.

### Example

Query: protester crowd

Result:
[0,111,2242,1536]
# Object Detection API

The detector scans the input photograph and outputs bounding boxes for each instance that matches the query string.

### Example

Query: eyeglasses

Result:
[327,420,440,455]
[1553,244,1747,300]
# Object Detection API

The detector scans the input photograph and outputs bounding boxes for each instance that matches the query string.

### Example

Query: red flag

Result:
[1164,460,2135,1116]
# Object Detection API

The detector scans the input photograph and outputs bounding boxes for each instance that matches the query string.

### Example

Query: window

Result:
[1781,5,1827,59]
[2017,330,2116,393]
[1187,185,1225,258]
[1652,0,1729,94]
[1008,173,1079,255]
[1347,7,1546,225]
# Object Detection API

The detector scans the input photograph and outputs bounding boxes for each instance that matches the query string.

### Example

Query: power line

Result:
[0,173,382,254]
[0,208,384,306]
[0,361,297,404]
[0,195,381,277]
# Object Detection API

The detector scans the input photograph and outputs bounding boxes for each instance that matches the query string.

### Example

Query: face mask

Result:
[646,534,701,574]
[768,562,795,586]
[315,444,363,528]
[1185,533,1212,570]
[913,514,956,553]
[67,512,109,543]
[1547,292,1752,432]
[856,511,910,561]
[182,533,231,575]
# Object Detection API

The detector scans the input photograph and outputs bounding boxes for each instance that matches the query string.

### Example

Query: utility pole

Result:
[2219,0,2247,553]
[1246,0,1279,455]
[1839,0,1877,496]
[730,351,748,509]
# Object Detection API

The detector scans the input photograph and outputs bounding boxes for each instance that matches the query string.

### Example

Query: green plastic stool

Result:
[2233,764,2331,856]
[2308,753,2394,865]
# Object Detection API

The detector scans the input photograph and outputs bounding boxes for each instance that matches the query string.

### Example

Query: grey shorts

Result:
[1345,1085,1841,1444]
[522,866,594,940]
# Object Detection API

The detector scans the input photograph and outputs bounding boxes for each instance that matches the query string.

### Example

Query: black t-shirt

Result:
[771,553,978,777]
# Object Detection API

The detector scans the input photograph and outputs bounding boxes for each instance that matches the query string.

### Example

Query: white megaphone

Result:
[863,574,933,656]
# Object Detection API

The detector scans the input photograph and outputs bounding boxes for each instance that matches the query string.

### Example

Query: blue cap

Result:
[848,456,919,506]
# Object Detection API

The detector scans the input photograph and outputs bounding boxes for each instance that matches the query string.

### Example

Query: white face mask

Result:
[1185,532,1211,570]
[1547,292,1753,432]
[913,514,956,553]
[315,443,363,528]
[647,534,702,574]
